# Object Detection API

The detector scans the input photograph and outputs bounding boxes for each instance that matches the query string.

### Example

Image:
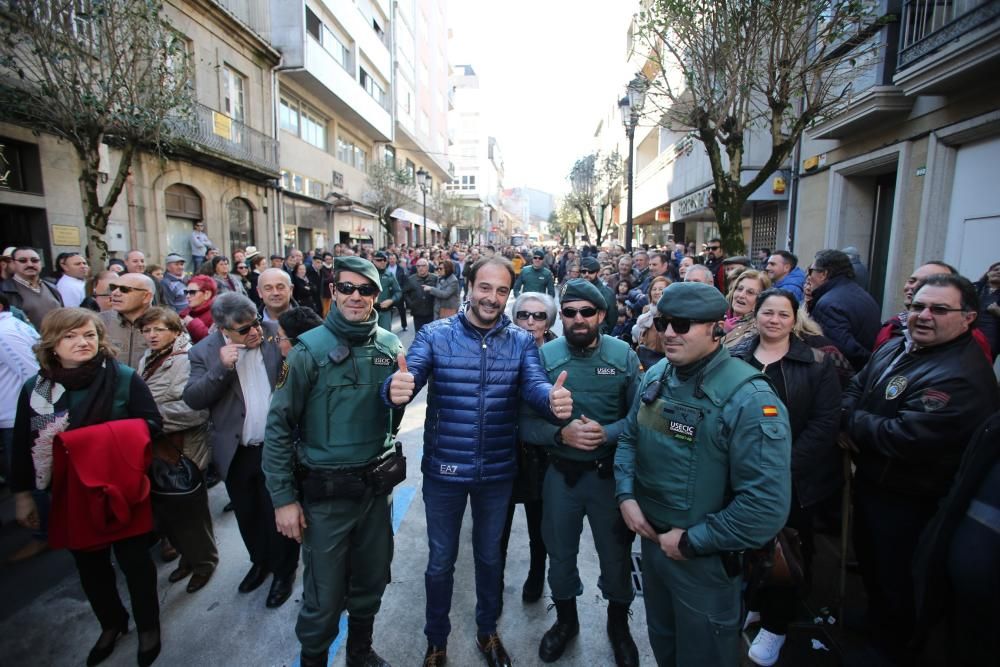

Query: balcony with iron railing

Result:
[170,102,279,178]
[894,0,1000,94]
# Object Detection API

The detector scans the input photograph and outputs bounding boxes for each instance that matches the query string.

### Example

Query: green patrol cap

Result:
[334,256,381,293]
[561,278,606,310]
[579,256,601,272]
[656,281,728,320]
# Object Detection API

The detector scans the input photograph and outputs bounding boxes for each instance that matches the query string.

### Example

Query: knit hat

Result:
[560,278,606,311]
[334,256,381,293]
[656,281,728,320]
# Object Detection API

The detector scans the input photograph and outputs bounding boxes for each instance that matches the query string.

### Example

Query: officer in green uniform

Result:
[520,279,641,666]
[578,256,618,334]
[514,249,556,297]
[614,281,791,666]
[371,251,402,331]
[264,256,404,667]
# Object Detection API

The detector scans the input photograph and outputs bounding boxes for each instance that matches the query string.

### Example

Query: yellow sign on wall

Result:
[51,225,82,247]
[212,112,232,139]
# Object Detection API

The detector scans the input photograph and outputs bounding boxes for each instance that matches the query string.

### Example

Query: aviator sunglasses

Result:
[335,281,379,297]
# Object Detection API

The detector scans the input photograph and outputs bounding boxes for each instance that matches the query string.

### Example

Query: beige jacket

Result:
[137,334,211,470]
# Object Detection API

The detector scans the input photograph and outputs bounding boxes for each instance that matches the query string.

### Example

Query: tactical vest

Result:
[541,335,633,461]
[634,355,769,530]
[294,326,399,469]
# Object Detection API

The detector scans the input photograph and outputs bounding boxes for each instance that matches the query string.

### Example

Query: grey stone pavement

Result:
[0,315,657,667]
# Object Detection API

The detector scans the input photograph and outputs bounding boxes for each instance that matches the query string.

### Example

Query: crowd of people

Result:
[0,237,998,667]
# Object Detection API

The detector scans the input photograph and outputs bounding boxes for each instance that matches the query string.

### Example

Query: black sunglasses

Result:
[653,317,709,334]
[516,311,547,321]
[336,281,379,297]
[561,306,599,318]
[580,269,598,275]
[230,317,262,336]
[109,283,149,294]
[183,289,201,296]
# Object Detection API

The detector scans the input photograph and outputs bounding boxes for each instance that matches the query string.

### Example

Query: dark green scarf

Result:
[324,304,378,344]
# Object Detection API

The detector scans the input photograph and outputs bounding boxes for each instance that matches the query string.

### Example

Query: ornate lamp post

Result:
[618,73,647,253]
[417,166,431,247]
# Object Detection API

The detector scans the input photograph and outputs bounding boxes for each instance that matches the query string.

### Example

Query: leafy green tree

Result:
[635,0,884,254]
[0,0,194,268]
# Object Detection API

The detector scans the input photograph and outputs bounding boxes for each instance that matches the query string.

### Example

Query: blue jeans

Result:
[423,477,513,646]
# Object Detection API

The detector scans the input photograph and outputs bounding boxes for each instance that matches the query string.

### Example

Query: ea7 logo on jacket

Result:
[373,356,391,366]
[439,464,458,475]
[595,367,618,376]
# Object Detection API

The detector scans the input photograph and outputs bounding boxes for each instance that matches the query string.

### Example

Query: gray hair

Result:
[211,292,258,329]
[684,264,715,284]
[512,292,557,329]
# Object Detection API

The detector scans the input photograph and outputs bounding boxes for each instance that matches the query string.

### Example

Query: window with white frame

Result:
[222,65,246,122]
[336,134,367,171]
[280,95,327,150]
[279,97,299,135]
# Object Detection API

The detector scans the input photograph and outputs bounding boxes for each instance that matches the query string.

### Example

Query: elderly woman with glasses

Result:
[136,307,217,595]
[723,269,771,349]
[499,291,558,605]
[11,308,164,666]
[179,275,218,343]
[211,256,246,296]
[426,258,460,320]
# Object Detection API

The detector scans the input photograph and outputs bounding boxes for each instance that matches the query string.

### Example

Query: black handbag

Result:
[149,453,204,496]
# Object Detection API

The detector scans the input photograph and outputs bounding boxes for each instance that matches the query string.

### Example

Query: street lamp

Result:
[619,73,647,253]
[417,167,431,247]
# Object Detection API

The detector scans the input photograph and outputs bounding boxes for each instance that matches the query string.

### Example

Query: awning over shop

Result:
[390,207,441,232]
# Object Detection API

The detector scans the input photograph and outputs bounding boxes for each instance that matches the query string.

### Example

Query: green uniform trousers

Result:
[542,466,635,603]
[296,490,393,655]
[639,537,740,666]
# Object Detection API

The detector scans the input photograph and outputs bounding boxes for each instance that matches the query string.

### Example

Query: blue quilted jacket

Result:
[382,310,556,483]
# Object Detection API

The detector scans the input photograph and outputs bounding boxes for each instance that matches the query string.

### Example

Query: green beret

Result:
[532,249,545,259]
[579,256,601,272]
[373,251,388,260]
[656,281,728,320]
[561,278,606,310]
[335,256,381,293]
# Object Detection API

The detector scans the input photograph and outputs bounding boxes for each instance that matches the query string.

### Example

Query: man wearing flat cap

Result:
[614,281,791,666]
[521,279,642,666]
[514,249,555,298]
[161,253,189,312]
[264,256,405,667]
[577,256,618,334]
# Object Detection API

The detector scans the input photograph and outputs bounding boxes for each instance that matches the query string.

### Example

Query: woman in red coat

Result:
[11,308,164,666]
[179,274,216,343]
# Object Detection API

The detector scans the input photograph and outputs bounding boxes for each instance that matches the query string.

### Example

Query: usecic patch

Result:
[762,405,779,417]
[668,420,696,442]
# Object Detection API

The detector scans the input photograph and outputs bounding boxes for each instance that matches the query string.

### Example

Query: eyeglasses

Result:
[532,256,544,261]
[561,306,599,318]
[580,269,597,275]
[653,317,710,334]
[14,257,41,263]
[807,266,822,275]
[236,265,248,270]
[335,281,379,297]
[908,302,965,316]
[109,283,149,294]
[733,285,760,296]
[140,326,172,335]
[229,317,262,336]
[275,335,295,344]
[182,289,201,296]
[516,311,547,321]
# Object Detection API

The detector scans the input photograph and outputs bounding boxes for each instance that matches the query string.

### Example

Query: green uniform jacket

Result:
[597,281,619,334]
[376,270,402,331]
[513,265,555,297]
[520,335,640,462]
[263,325,403,508]
[614,347,792,555]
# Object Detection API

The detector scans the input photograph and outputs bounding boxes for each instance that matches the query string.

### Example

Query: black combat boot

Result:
[346,615,391,667]
[538,598,579,662]
[607,601,639,667]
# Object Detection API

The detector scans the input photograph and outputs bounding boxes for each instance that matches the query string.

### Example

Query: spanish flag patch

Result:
[762,405,779,417]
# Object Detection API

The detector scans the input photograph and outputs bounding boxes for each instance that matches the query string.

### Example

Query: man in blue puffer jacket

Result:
[384,256,574,667]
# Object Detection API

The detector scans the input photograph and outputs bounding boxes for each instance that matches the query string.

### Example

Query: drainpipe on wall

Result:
[126,169,138,250]
[786,97,804,251]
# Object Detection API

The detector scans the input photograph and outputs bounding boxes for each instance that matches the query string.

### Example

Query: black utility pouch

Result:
[368,443,406,496]
[301,469,367,502]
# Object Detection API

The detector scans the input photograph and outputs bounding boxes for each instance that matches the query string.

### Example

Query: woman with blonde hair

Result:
[11,308,163,666]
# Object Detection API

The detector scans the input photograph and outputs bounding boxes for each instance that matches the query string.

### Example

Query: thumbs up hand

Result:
[549,370,573,420]
[389,352,416,405]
